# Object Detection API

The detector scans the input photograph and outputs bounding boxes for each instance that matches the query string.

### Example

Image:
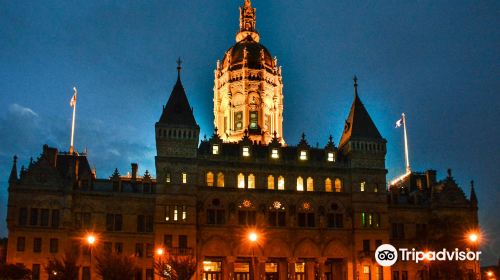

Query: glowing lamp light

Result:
[86,234,96,245]
[487,271,493,277]
[468,233,479,243]
[156,248,164,256]
[248,232,258,242]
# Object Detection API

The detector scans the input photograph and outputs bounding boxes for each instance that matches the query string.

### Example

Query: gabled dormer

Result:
[155,60,200,159]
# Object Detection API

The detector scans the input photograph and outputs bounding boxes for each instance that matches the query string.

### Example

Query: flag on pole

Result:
[395,118,403,128]
[70,87,77,107]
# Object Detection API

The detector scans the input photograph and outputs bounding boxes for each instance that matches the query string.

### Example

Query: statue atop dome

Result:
[236,0,260,43]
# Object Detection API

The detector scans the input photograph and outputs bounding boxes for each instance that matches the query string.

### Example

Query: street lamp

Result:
[248,232,258,280]
[466,231,480,280]
[85,234,96,280]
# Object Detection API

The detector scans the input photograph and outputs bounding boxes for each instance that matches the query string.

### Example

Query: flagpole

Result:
[70,87,77,154]
[402,113,411,173]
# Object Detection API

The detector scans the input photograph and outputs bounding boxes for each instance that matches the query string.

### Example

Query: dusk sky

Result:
[0,0,498,264]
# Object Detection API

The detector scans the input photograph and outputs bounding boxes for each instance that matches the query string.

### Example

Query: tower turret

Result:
[155,59,200,158]
[8,155,18,184]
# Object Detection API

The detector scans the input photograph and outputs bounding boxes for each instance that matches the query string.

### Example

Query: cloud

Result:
[8,103,39,118]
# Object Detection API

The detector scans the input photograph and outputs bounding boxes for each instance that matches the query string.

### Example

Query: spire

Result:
[470,180,478,205]
[339,77,383,148]
[236,0,260,42]
[158,60,198,127]
[9,155,18,183]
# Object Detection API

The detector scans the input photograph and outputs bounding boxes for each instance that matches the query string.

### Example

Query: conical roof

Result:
[158,73,197,127]
[339,79,383,148]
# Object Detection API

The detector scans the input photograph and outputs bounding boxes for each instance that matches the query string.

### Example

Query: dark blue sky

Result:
[0,0,498,264]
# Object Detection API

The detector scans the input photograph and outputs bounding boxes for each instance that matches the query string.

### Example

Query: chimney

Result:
[131,163,138,180]
[425,170,436,188]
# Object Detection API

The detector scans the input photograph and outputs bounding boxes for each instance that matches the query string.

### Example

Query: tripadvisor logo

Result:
[374,244,482,267]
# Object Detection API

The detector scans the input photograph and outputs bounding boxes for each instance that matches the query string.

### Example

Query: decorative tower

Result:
[339,76,387,169]
[213,0,284,145]
[155,59,200,159]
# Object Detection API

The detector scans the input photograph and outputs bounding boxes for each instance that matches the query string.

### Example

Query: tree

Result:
[44,252,79,280]
[155,255,197,280]
[95,252,140,280]
[0,263,31,280]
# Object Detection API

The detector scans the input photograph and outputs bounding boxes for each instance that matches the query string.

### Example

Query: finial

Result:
[13,155,17,164]
[329,135,333,143]
[301,132,306,140]
[176,57,182,77]
[353,75,358,96]
[273,131,278,139]
[244,0,252,8]
[447,168,452,178]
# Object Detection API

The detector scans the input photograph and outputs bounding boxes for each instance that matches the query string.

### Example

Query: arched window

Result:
[268,201,286,227]
[306,177,314,191]
[335,178,342,192]
[206,172,214,187]
[325,178,332,192]
[207,198,225,225]
[297,201,315,227]
[267,175,275,190]
[248,174,255,189]
[278,176,285,190]
[238,199,256,226]
[296,176,304,191]
[216,172,224,187]
[237,173,245,189]
[327,202,343,228]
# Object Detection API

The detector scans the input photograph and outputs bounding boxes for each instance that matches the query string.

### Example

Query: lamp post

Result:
[467,231,480,280]
[86,234,96,280]
[248,232,258,280]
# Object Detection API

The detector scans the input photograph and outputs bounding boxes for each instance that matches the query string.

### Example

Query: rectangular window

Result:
[249,111,258,129]
[402,271,408,280]
[179,235,188,248]
[50,238,58,253]
[392,271,400,280]
[212,144,219,155]
[115,214,123,231]
[391,223,405,239]
[234,111,243,130]
[51,210,60,228]
[82,267,90,280]
[19,207,28,226]
[327,213,343,228]
[115,242,123,254]
[137,215,145,232]
[135,270,143,280]
[174,206,178,221]
[327,152,335,162]
[17,237,25,251]
[181,206,187,221]
[182,173,187,184]
[238,211,256,226]
[32,264,40,280]
[146,243,153,258]
[165,206,170,222]
[30,208,38,226]
[166,173,171,183]
[271,148,279,159]
[135,243,144,258]
[146,269,154,280]
[164,235,173,248]
[363,240,370,252]
[106,214,114,231]
[146,215,154,232]
[33,238,42,253]
[299,150,307,160]
[376,266,383,280]
[40,209,49,227]
[242,146,250,157]
[360,181,366,192]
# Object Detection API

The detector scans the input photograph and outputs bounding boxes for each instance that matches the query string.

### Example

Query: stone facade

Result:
[5,1,479,280]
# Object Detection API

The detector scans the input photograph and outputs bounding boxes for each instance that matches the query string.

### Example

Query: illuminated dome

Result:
[221,35,275,72]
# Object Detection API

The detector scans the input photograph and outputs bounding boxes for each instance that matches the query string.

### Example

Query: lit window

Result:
[249,111,258,129]
[327,152,335,162]
[271,149,279,159]
[238,173,245,189]
[299,151,307,160]
[212,145,219,155]
[325,178,332,192]
[165,206,170,222]
[206,172,214,187]
[335,178,342,192]
[278,176,285,190]
[248,174,255,189]
[173,206,178,221]
[360,181,366,192]
[165,173,171,183]
[306,177,314,191]
[267,175,275,190]
[242,146,250,157]
[182,206,187,221]
[182,173,187,184]
[374,186,378,192]
[297,177,304,191]
[217,172,224,187]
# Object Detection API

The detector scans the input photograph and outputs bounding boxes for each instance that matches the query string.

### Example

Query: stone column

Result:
[226,256,236,280]
[316,257,327,280]
[287,258,297,280]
